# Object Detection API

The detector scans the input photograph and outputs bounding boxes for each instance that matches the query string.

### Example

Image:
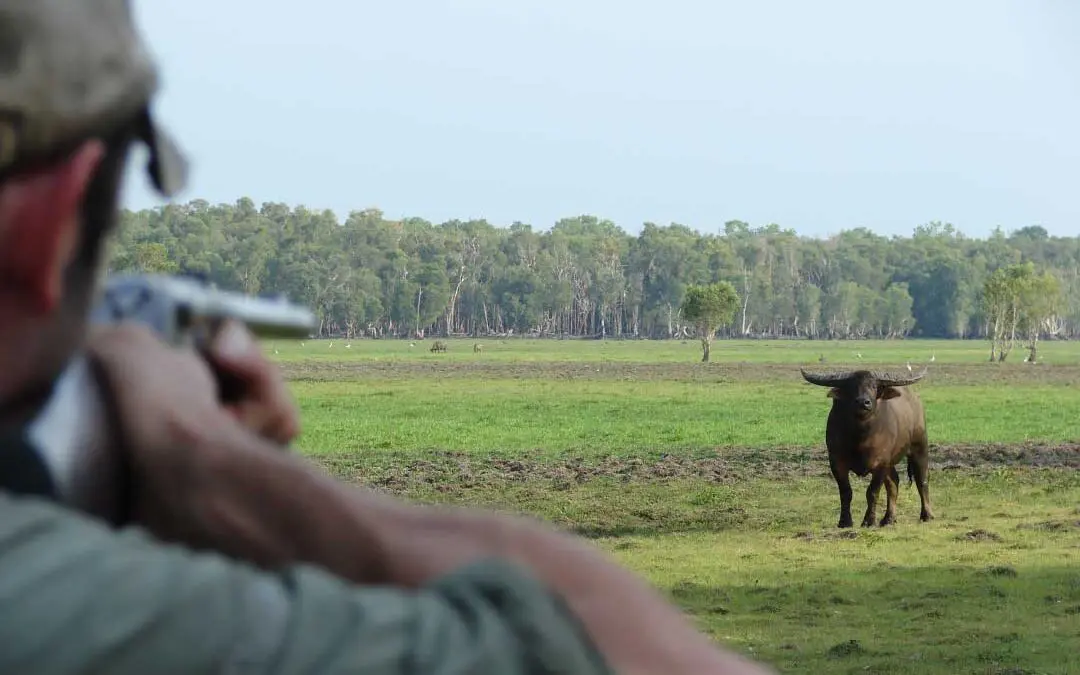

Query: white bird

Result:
[929,352,936,362]
[855,352,863,360]
[345,343,352,349]
[328,342,334,348]
[906,361,912,372]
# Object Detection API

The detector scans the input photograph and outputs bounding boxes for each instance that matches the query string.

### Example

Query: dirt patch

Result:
[931,442,1080,470]
[830,530,860,540]
[826,639,867,659]
[1016,520,1080,532]
[314,441,1079,494]
[957,529,1003,542]
[282,360,1080,386]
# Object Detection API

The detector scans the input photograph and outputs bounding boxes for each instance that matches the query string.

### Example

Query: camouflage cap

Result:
[0,0,187,196]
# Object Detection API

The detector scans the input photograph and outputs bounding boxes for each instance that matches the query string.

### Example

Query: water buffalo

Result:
[800,367,933,529]
[430,340,447,353]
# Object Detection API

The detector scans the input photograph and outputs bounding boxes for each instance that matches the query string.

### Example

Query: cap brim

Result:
[137,109,188,198]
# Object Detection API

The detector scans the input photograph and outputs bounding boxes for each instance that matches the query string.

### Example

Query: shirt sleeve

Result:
[0,492,614,675]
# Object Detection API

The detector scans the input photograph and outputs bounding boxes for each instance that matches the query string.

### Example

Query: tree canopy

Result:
[680,282,740,362]
[105,199,1080,342]
[982,262,1063,362]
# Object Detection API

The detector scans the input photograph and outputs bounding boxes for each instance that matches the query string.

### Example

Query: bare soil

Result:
[314,441,1080,494]
[282,360,1080,385]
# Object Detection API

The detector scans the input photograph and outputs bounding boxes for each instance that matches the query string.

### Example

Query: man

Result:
[0,1,772,673]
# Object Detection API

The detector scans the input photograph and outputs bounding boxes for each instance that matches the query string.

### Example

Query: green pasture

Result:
[315,459,1080,675]
[276,338,1080,458]
[289,375,1079,458]
[269,335,1080,366]
[274,337,1080,674]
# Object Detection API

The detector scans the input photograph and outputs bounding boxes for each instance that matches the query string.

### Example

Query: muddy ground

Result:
[293,359,1079,491]
[314,441,1080,494]
[283,360,1080,386]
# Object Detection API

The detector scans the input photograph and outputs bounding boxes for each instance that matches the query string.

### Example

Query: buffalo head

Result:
[800,367,927,419]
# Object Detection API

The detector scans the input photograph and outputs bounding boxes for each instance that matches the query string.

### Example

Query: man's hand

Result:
[204,321,300,446]
[83,321,300,545]
[86,320,299,449]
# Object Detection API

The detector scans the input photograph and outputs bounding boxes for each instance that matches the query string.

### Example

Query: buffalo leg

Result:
[830,457,854,528]
[861,470,885,527]
[879,467,899,526]
[910,442,934,522]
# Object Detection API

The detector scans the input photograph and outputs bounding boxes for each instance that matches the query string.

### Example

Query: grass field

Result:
[273,337,1080,675]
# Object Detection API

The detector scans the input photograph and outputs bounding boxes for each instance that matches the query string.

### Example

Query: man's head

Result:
[0,0,188,423]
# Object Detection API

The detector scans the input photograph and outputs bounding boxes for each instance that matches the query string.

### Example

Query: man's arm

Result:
[0,491,612,674]
[177,419,772,675]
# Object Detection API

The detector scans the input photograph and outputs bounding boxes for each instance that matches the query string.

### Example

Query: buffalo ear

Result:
[827,388,842,399]
[879,386,902,400]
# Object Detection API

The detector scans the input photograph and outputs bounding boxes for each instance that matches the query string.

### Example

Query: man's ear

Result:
[878,386,902,400]
[827,388,842,399]
[0,141,105,314]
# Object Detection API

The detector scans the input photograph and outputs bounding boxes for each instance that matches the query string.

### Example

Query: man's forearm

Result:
[187,424,771,675]
[368,498,773,674]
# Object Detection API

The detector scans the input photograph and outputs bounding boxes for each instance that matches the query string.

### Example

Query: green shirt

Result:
[0,491,613,674]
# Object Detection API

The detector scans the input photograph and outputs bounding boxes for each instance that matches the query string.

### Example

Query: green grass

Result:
[269,336,1080,366]
[317,453,1080,675]
[274,337,1080,674]
[291,377,1079,458]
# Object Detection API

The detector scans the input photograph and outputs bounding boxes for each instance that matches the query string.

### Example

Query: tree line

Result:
[107,198,1080,348]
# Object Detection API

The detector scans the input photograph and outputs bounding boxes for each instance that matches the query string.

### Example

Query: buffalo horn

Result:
[799,368,855,387]
[873,367,928,387]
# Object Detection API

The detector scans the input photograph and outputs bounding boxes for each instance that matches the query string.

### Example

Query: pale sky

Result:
[123,1,1080,239]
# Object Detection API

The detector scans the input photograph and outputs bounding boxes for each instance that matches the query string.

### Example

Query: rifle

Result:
[24,273,316,524]
[88,273,317,346]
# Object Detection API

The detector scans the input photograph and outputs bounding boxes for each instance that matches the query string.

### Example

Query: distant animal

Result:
[473,343,483,353]
[430,340,447,353]
[799,367,933,529]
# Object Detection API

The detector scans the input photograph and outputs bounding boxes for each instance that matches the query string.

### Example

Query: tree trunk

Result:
[415,286,423,337]
[445,270,467,334]
[700,335,712,362]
